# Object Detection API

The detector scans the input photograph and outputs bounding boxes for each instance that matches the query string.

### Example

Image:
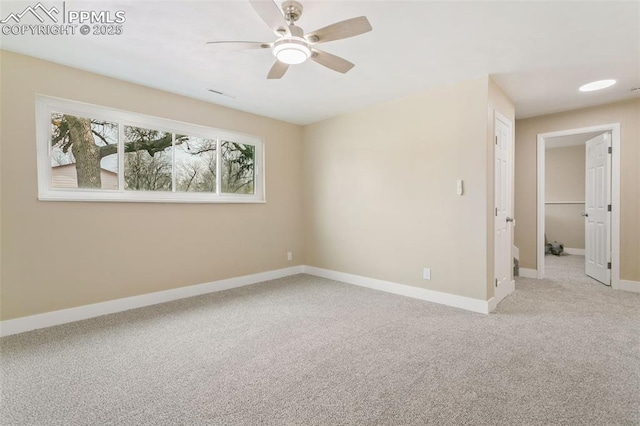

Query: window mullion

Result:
[118,123,125,191]
[216,137,222,196]
[171,133,176,192]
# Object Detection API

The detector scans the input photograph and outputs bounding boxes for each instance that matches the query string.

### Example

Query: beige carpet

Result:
[544,253,610,287]
[2,259,639,425]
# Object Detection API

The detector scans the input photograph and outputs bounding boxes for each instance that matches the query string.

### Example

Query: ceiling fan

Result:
[207,0,373,79]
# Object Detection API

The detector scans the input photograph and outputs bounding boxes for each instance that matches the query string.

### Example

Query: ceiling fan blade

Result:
[288,24,304,38]
[267,61,290,79]
[249,0,289,35]
[206,41,271,51]
[306,16,372,44]
[311,49,355,74]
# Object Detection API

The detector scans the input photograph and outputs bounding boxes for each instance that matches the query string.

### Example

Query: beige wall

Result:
[0,51,520,319]
[545,145,586,249]
[545,204,585,249]
[546,145,586,201]
[515,99,640,281]
[0,51,304,320]
[303,76,513,301]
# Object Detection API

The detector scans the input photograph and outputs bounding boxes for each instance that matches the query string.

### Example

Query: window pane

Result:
[221,141,255,194]
[50,112,118,189]
[124,126,172,191]
[175,135,216,193]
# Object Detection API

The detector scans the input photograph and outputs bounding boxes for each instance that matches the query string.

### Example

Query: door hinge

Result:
[608,204,611,212]
[495,278,498,287]
[495,136,498,145]
[495,207,498,216]
[607,262,611,270]
[608,146,612,154]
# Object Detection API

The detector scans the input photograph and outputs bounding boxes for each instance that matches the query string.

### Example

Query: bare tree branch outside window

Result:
[50,113,256,195]
[221,141,255,194]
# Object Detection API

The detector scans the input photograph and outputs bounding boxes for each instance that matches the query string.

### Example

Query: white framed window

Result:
[36,95,264,203]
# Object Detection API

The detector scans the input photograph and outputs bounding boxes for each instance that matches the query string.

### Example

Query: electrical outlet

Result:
[423,268,431,280]
[287,252,292,261]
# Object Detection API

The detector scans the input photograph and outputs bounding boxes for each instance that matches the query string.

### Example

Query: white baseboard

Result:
[564,248,585,255]
[2,264,522,337]
[303,266,490,314]
[0,266,304,337]
[519,268,538,279]
[617,279,640,293]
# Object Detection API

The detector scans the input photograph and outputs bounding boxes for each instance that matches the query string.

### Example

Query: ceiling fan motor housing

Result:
[282,0,303,23]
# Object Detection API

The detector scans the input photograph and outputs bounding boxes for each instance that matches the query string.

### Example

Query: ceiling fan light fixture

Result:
[273,37,310,65]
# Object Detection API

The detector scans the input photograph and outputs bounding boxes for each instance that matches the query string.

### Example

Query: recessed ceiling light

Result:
[579,79,616,92]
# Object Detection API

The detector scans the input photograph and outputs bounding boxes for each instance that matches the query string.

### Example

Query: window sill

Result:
[38,190,266,204]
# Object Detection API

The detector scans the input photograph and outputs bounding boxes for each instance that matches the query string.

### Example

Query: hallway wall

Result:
[545,145,586,250]
[515,98,640,282]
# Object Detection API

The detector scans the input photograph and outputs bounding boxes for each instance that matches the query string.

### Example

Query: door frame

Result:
[536,123,621,288]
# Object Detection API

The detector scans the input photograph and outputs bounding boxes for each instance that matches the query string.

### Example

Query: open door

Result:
[584,133,611,285]
[494,112,514,304]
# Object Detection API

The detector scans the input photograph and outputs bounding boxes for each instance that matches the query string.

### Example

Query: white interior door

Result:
[494,113,513,303]
[585,133,611,284]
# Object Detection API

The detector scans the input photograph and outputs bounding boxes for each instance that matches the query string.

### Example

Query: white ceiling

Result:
[1,0,638,125]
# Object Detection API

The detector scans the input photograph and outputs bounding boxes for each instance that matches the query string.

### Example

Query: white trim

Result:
[3,264,545,337]
[564,248,585,256]
[303,266,490,314]
[537,134,546,279]
[536,123,620,288]
[513,245,519,261]
[610,125,621,290]
[0,266,304,337]
[519,268,538,279]
[38,192,268,204]
[1,265,495,336]
[618,280,640,294]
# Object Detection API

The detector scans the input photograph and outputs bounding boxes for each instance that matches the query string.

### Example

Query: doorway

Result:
[536,123,621,289]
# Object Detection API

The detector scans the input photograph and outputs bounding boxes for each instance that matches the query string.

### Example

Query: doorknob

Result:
[506,217,514,223]
[581,213,588,217]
